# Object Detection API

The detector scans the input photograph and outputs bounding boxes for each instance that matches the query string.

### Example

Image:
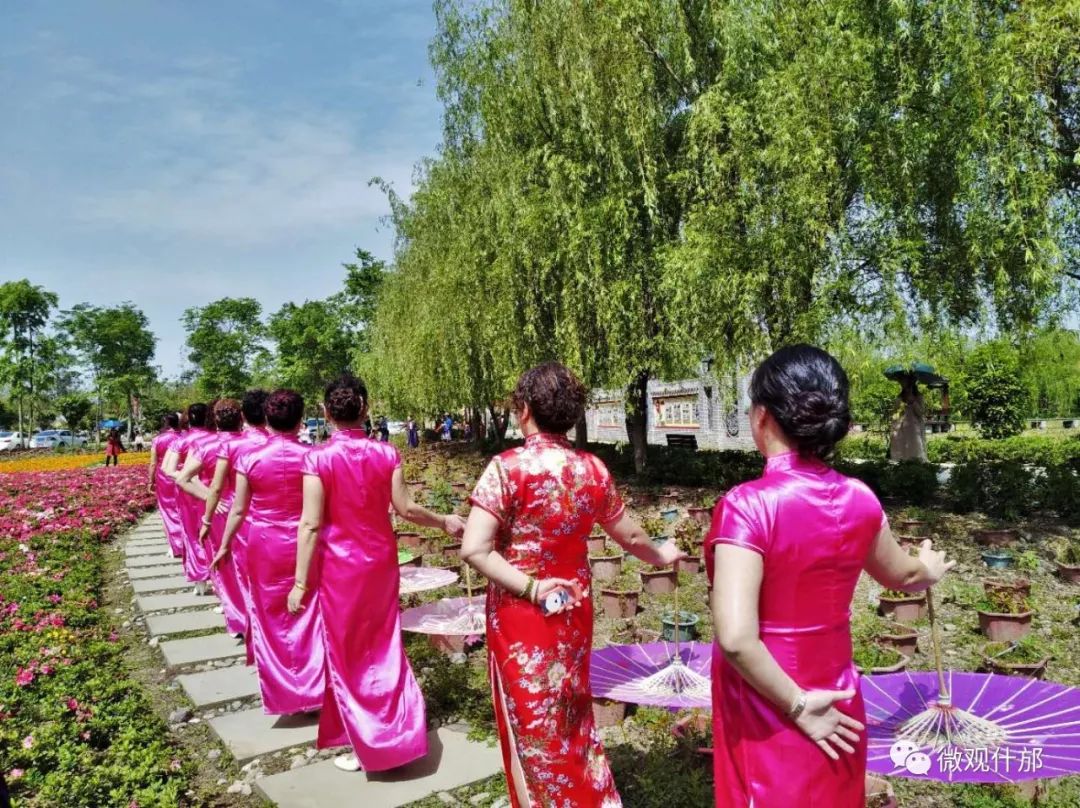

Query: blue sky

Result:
[0,0,443,377]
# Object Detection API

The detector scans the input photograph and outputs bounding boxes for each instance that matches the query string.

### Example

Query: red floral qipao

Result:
[469,432,625,808]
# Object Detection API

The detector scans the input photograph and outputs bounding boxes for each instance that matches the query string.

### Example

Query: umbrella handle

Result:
[926,587,950,703]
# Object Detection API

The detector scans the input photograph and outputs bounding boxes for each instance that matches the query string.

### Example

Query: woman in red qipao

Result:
[462,362,684,808]
[707,345,955,808]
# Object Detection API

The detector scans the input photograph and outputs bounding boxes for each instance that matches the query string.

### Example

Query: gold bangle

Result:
[517,577,532,599]
[788,690,807,720]
[294,581,307,592]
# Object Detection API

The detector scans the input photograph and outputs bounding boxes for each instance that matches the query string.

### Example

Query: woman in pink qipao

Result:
[175,399,246,637]
[219,389,324,714]
[288,375,465,773]
[162,402,216,593]
[207,390,271,649]
[707,345,955,808]
[148,412,184,558]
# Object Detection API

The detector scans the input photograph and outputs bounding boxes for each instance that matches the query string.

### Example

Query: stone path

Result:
[124,514,502,807]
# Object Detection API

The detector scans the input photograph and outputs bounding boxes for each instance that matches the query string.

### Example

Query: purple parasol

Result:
[590,641,712,709]
[399,566,459,596]
[863,670,1080,783]
[401,596,485,636]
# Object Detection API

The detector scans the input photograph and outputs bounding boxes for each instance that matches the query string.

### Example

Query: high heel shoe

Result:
[333,753,361,772]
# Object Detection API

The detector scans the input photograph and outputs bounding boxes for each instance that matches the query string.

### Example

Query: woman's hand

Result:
[534,578,585,611]
[917,540,956,585]
[792,689,865,760]
[654,541,688,568]
[286,585,307,614]
[146,483,154,495]
[443,514,466,538]
[209,546,229,571]
[198,521,210,544]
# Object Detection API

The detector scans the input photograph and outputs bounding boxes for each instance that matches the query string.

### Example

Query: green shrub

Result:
[1041,465,1080,525]
[964,341,1031,439]
[881,460,940,505]
[948,460,1038,520]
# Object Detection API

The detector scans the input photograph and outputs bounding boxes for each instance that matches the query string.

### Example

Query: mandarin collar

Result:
[764,450,828,474]
[524,432,570,448]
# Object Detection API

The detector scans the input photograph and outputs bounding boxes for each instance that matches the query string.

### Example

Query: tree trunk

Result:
[574,411,588,449]
[27,330,35,433]
[17,395,24,448]
[625,371,650,474]
[469,406,483,448]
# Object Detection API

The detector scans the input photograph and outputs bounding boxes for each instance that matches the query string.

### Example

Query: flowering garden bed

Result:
[0,467,190,806]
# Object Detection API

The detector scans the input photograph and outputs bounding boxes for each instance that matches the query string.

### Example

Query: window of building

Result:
[655,396,699,427]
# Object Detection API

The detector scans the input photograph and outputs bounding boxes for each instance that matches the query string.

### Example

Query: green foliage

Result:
[0,279,60,435]
[834,459,940,506]
[964,341,1030,440]
[181,297,268,398]
[948,460,1038,521]
[607,712,713,808]
[927,434,1080,466]
[268,299,353,407]
[57,394,93,433]
[1020,328,1080,418]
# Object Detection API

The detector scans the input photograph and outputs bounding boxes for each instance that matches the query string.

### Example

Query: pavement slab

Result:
[254,728,503,807]
[175,665,260,708]
[131,575,192,594]
[127,555,181,568]
[127,563,184,579]
[145,609,223,637]
[136,592,217,613]
[159,633,245,668]
[208,709,320,763]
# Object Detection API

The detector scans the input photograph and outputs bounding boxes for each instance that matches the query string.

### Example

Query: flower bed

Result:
[0,466,190,805]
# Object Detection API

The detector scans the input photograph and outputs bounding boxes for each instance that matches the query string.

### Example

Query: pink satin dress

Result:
[302,428,427,771]
[173,427,214,583]
[705,451,882,808]
[219,425,270,657]
[197,431,247,636]
[236,432,325,715]
[152,430,185,558]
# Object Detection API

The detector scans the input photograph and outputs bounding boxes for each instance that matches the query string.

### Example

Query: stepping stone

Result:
[128,555,181,568]
[128,536,167,546]
[255,727,503,807]
[126,544,170,557]
[160,633,244,668]
[208,709,320,763]
[146,609,224,637]
[137,592,217,613]
[127,564,184,579]
[176,665,259,708]
[131,575,191,594]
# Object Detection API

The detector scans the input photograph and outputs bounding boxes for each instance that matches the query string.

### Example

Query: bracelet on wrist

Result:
[517,576,532,600]
[787,690,807,721]
[294,580,307,592]
[201,518,212,527]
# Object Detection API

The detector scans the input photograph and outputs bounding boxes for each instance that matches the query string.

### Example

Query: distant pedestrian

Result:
[378,416,390,442]
[104,428,125,467]
[406,417,419,449]
[441,413,453,441]
[134,431,146,451]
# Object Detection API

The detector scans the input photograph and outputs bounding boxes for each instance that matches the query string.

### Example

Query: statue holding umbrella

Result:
[885,363,949,463]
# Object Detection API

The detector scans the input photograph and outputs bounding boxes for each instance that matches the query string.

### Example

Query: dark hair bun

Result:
[324,374,368,423]
[511,361,587,434]
[264,389,305,432]
[749,345,851,459]
[214,398,243,432]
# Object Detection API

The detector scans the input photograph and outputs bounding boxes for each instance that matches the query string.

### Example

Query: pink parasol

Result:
[399,566,459,596]
[400,595,485,636]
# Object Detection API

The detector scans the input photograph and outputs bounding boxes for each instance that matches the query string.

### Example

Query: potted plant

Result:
[865,775,898,808]
[896,518,928,537]
[877,589,927,624]
[853,642,909,675]
[589,551,623,583]
[599,569,641,619]
[671,710,712,757]
[642,516,669,547]
[877,621,919,657]
[396,531,426,552]
[687,498,713,527]
[976,588,1034,642]
[673,519,703,574]
[440,541,463,561]
[982,637,1051,679]
[660,610,700,642]
[974,527,1019,548]
[586,532,607,555]
[981,549,1015,569]
[1055,541,1080,585]
[640,566,678,595]
[983,576,1031,599]
[658,491,680,507]
[592,697,627,728]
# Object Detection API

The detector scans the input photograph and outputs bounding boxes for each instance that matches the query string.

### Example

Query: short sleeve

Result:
[384,443,402,471]
[301,448,322,477]
[595,462,625,525]
[234,449,253,477]
[469,457,511,525]
[706,488,768,556]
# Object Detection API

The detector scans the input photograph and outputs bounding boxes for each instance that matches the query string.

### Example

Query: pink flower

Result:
[47,594,62,604]
[15,668,34,687]
[22,735,34,749]
[9,768,24,781]
[67,697,80,710]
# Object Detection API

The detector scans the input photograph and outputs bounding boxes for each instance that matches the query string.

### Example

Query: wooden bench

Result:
[665,434,698,450]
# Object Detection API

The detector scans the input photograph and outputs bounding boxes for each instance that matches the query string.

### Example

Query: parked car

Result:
[0,430,27,451]
[30,429,88,449]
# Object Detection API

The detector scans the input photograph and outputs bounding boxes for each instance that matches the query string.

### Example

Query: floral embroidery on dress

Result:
[471,433,624,808]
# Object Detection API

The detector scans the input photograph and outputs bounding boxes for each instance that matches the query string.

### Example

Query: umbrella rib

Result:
[981,677,1041,720]
[964,674,996,715]
[861,675,919,719]
[997,699,1080,729]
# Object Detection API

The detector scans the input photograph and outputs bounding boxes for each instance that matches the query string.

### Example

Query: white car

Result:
[30,429,88,449]
[0,431,27,451]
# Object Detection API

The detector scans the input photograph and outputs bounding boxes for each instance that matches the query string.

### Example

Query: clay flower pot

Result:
[977,609,1034,642]
[599,588,640,619]
[592,697,627,728]
[589,554,623,583]
[895,534,920,552]
[440,542,462,562]
[975,529,1019,548]
[658,492,680,506]
[866,649,911,675]
[396,531,425,551]
[450,481,468,492]
[1056,562,1080,585]
[981,550,1015,569]
[640,568,678,595]
[586,535,607,555]
[865,775,898,808]
[676,556,701,575]
[982,645,1049,679]
[660,507,679,523]
[896,519,928,537]
[983,577,1031,598]
[877,622,918,657]
[877,592,927,624]
[687,506,712,526]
